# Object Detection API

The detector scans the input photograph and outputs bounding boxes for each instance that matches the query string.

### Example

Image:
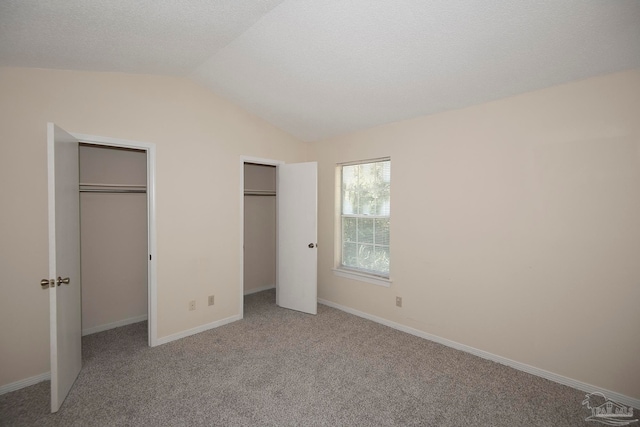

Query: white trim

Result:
[244,285,275,295]
[0,372,51,396]
[147,143,158,347]
[72,133,155,151]
[72,132,158,347]
[337,156,391,167]
[81,314,148,336]
[239,156,284,321]
[155,314,242,346]
[46,123,59,410]
[318,298,640,410]
[241,155,284,166]
[333,268,392,287]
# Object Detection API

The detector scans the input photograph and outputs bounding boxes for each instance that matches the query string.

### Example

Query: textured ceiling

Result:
[0,0,285,74]
[1,1,639,141]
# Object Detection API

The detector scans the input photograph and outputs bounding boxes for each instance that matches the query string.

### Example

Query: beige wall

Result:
[1,64,638,402]
[79,145,148,333]
[310,69,640,401]
[243,164,276,294]
[0,67,307,388]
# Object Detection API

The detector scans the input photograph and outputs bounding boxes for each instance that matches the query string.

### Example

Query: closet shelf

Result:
[80,183,147,194]
[244,189,276,196]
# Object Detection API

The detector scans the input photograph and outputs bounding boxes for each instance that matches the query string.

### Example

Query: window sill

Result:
[332,268,392,287]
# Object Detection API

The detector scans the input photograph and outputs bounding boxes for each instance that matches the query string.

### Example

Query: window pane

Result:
[342,192,355,215]
[357,218,374,244]
[357,180,374,215]
[360,162,374,178]
[381,161,390,182]
[374,161,390,216]
[342,242,357,268]
[342,217,357,242]
[357,244,374,270]
[374,218,389,246]
[373,246,390,274]
[342,165,357,214]
[376,197,390,216]
[350,161,391,216]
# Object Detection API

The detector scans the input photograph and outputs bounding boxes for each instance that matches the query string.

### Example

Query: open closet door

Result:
[45,123,82,412]
[277,162,317,315]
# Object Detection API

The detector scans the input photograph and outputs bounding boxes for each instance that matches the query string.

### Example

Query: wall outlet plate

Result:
[208,295,215,306]
[189,300,196,311]
[396,296,402,307]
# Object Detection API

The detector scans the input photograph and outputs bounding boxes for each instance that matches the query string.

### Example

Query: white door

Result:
[277,162,317,315]
[46,123,82,412]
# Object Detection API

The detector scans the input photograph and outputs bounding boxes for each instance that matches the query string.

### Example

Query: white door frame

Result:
[239,156,284,319]
[73,132,158,347]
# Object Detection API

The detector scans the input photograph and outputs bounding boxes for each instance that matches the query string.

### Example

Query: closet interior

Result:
[79,143,148,337]
[243,163,276,297]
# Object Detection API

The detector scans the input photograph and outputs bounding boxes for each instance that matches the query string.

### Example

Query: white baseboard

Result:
[318,298,640,409]
[0,372,50,396]
[244,284,275,295]
[155,314,242,346]
[82,314,148,336]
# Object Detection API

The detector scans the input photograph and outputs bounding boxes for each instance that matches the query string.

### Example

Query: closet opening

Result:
[79,143,149,343]
[242,161,278,314]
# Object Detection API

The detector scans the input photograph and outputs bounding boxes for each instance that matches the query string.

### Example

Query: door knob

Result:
[57,277,70,286]
[308,243,317,248]
[41,279,54,288]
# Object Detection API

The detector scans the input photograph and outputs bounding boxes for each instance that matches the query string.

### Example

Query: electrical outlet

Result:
[189,300,196,311]
[208,295,215,306]
[396,296,402,308]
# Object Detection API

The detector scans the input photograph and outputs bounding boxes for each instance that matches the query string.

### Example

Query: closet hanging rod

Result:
[79,183,146,188]
[80,188,146,194]
[244,190,276,196]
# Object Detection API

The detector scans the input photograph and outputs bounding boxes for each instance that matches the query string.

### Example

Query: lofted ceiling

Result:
[1,1,639,142]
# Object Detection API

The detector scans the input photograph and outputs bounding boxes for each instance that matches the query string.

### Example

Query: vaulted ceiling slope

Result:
[1,1,639,141]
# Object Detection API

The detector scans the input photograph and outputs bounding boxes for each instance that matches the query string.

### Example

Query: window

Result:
[339,159,390,279]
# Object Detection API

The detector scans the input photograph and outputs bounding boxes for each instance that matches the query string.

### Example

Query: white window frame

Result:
[333,157,392,287]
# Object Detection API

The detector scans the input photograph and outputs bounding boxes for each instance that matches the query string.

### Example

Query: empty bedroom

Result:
[0,1,639,426]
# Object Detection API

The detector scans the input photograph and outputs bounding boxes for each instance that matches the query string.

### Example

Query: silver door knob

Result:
[57,277,70,286]
[41,279,53,288]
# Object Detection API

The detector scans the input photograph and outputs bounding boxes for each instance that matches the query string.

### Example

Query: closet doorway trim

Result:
[239,156,284,320]
[73,132,158,347]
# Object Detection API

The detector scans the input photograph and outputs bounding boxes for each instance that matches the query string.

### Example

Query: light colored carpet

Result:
[0,290,625,426]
